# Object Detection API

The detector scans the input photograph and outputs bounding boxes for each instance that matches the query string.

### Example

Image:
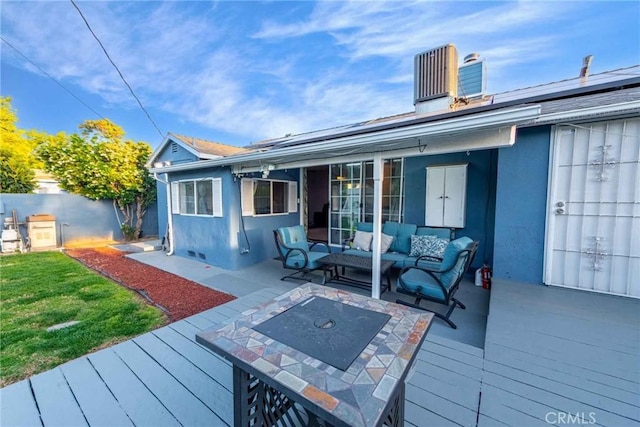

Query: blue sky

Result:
[2,1,639,149]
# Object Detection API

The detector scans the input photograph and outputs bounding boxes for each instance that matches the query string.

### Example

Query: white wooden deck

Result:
[1,277,638,427]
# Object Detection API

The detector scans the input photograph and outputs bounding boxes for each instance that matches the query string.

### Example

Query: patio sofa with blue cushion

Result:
[341,221,454,270]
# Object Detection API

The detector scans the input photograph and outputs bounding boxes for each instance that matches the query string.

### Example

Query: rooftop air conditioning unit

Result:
[458,53,486,99]
[414,44,459,104]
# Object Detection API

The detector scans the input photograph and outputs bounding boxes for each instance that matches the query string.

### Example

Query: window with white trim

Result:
[241,178,297,216]
[172,178,223,217]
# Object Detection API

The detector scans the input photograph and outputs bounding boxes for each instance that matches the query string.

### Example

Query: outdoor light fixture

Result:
[260,163,275,178]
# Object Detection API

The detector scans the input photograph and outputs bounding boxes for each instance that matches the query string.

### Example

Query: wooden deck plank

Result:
[156,326,233,388]
[208,304,242,318]
[412,359,482,393]
[485,314,640,367]
[169,319,208,337]
[484,344,640,405]
[183,314,219,331]
[482,371,637,426]
[88,348,180,427]
[59,358,134,427]
[485,329,638,378]
[405,383,477,427]
[222,297,255,310]
[111,340,224,427]
[0,380,43,427]
[486,307,639,352]
[479,385,552,427]
[196,309,231,326]
[421,340,484,369]
[491,281,639,323]
[484,281,640,427]
[404,400,461,427]
[476,414,510,427]
[408,370,480,412]
[426,334,485,358]
[30,368,87,427]
[483,360,640,422]
[415,348,483,381]
[133,333,233,424]
[485,341,639,393]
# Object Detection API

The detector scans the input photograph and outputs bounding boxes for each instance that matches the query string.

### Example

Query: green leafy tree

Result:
[0,97,36,192]
[0,147,36,193]
[36,119,156,240]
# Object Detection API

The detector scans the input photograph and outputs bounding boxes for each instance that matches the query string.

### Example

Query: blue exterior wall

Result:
[152,140,201,241]
[403,150,498,269]
[168,167,232,267]
[167,168,300,270]
[232,170,301,269]
[0,193,158,246]
[154,141,199,166]
[493,126,551,284]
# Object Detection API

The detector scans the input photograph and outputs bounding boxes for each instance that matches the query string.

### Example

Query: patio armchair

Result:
[273,225,331,282]
[396,237,478,329]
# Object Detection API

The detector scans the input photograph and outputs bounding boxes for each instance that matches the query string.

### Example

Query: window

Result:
[242,179,298,216]
[172,178,222,217]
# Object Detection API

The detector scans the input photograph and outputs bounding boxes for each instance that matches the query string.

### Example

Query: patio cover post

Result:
[371,153,383,299]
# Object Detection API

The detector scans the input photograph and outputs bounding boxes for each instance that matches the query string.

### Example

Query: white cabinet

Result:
[425,164,467,228]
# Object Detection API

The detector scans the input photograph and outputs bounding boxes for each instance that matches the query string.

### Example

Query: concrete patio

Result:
[1,251,638,426]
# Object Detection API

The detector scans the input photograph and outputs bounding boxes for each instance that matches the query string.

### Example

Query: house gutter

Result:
[531,100,640,126]
[149,105,541,174]
[152,172,174,256]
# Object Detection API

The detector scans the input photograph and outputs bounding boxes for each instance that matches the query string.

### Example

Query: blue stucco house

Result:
[149,45,640,299]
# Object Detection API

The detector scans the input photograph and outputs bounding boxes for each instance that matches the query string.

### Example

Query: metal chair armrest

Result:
[283,247,309,267]
[414,254,443,266]
[309,241,331,253]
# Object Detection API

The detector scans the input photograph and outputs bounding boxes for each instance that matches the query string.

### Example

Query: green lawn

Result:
[0,251,166,386]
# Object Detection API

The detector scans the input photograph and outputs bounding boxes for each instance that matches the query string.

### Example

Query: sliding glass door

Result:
[330,163,362,245]
[328,159,404,246]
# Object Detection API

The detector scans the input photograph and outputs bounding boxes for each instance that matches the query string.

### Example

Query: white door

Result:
[425,164,467,228]
[544,118,640,298]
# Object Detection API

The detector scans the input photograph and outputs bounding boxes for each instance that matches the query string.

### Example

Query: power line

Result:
[1,36,106,120]
[69,0,164,139]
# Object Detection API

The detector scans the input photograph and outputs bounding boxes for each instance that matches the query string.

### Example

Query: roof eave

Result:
[149,104,541,174]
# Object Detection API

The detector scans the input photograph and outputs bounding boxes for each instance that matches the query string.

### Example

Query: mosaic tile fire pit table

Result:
[196,283,433,427]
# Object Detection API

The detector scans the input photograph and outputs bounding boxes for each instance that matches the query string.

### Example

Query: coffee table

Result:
[196,284,433,427]
[318,253,395,294]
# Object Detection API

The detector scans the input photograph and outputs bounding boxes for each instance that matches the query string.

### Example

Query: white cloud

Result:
[1,1,635,145]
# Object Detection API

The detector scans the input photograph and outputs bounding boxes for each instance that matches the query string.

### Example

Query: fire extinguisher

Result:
[481,264,492,290]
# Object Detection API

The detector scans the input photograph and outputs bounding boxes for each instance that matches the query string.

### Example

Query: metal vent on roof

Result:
[414,44,458,104]
[458,57,486,99]
[171,142,178,153]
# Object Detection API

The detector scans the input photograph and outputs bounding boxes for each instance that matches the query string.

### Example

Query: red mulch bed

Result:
[65,247,235,321]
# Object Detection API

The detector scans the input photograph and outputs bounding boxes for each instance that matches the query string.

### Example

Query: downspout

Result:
[153,172,174,255]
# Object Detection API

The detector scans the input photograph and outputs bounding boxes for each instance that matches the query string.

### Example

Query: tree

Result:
[0,147,36,193]
[0,97,36,193]
[36,119,156,240]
